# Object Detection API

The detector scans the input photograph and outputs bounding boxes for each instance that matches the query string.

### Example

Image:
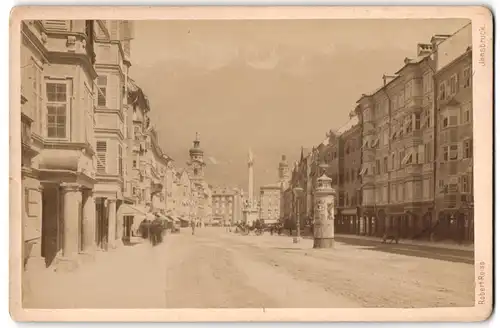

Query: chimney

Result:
[430,34,451,67]
[417,43,433,57]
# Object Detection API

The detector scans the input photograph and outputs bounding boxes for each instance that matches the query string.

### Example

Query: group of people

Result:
[138,217,165,246]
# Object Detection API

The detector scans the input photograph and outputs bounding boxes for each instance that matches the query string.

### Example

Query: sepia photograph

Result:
[9,6,493,322]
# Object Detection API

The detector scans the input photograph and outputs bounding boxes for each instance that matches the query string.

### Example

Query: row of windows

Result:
[438,66,472,101]
[22,62,124,140]
[438,175,471,193]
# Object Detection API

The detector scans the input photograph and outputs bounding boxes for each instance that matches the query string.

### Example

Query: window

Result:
[391,153,395,170]
[133,160,137,168]
[443,144,459,162]
[398,91,404,107]
[383,157,388,173]
[423,72,433,93]
[383,129,389,146]
[405,81,412,100]
[462,103,471,124]
[439,82,446,100]
[463,66,471,88]
[423,179,430,200]
[449,74,458,96]
[414,113,421,130]
[423,109,431,128]
[376,160,381,175]
[463,139,472,158]
[391,184,397,202]
[118,144,123,176]
[46,81,69,139]
[405,115,413,134]
[461,175,470,193]
[442,116,448,128]
[96,140,107,173]
[391,96,397,111]
[97,75,107,107]
[399,150,405,166]
[449,145,458,160]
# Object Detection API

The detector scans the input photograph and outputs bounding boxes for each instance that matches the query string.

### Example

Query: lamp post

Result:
[293,186,304,243]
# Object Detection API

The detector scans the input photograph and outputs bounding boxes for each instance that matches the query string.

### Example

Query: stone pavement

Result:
[24,239,168,309]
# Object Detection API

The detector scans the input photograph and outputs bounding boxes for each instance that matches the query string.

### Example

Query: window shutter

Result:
[108,74,118,110]
[96,141,107,173]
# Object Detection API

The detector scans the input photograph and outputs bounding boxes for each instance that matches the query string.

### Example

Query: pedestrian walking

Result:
[191,219,196,235]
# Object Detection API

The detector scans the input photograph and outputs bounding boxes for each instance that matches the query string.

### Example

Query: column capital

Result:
[60,183,81,193]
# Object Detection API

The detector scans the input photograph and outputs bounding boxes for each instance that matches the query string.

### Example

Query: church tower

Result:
[187,132,205,181]
[278,154,290,190]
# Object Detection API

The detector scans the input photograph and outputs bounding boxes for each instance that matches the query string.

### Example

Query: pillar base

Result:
[313,238,335,249]
[25,256,46,273]
[54,256,79,273]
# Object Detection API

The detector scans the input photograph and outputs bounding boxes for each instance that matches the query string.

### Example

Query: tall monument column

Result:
[243,149,259,225]
[248,149,254,206]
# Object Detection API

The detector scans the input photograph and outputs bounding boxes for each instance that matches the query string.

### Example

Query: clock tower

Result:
[187,132,205,181]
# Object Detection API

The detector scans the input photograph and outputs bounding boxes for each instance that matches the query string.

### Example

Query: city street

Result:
[26,227,475,309]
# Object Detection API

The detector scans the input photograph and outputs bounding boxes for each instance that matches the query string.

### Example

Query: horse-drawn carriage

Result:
[234,220,284,236]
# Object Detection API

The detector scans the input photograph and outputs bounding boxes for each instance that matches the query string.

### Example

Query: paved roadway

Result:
[26,227,476,309]
[160,228,474,308]
[333,236,474,265]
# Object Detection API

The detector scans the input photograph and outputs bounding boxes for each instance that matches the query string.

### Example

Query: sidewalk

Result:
[25,239,169,309]
[327,233,474,252]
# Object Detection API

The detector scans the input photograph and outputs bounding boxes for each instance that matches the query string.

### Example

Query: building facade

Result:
[434,39,473,243]
[259,184,281,224]
[212,187,244,225]
[280,30,473,244]
[336,115,363,234]
[93,20,134,250]
[21,20,99,273]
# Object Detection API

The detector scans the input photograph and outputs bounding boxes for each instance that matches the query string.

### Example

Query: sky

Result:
[129,18,469,192]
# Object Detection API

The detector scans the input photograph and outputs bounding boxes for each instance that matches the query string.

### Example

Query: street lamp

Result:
[293,186,304,243]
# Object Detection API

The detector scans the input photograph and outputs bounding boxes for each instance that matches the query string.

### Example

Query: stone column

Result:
[59,183,82,271]
[82,189,96,253]
[116,204,124,247]
[107,199,117,249]
[313,174,336,249]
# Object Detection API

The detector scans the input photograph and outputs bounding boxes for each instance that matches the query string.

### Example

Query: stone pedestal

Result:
[243,208,258,226]
[313,174,336,249]
[24,239,46,272]
[107,199,117,249]
[59,183,82,269]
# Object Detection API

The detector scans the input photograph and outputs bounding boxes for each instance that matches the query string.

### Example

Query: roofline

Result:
[435,47,472,77]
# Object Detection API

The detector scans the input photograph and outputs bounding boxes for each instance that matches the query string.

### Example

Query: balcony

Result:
[405,163,422,175]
